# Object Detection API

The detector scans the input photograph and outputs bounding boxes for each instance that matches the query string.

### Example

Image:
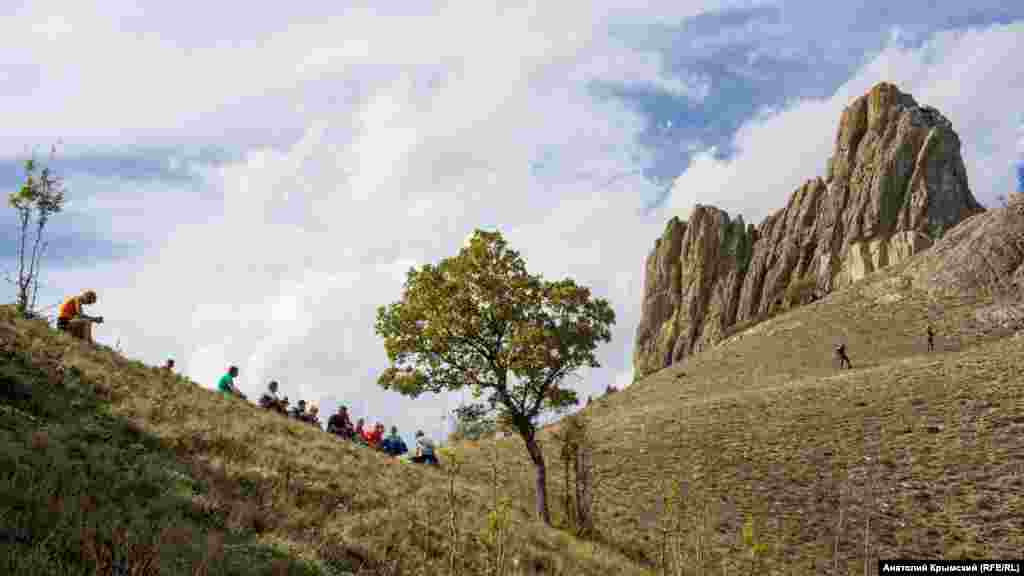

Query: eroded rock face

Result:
[906,193,1024,298]
[634,82,985,378]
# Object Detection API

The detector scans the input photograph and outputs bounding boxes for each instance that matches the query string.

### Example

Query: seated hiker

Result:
[259,380,282,410]
[306,404,321,427]
[57,290,103,343]
[163,358,175,372]
[278,396,290,415]
[290,399,308,420]
[355,418,368,445]
[382,426,408,457]
[367,422,385,449]
[327,406,355,439]
[217,366,244,398]
[411,430,438,465]
[835,344,852,369]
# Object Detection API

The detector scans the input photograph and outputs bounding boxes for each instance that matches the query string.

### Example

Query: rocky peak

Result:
[634,82,985,379]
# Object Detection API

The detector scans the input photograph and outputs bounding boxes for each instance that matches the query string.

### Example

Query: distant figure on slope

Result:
[382,426,408,457]
[57,290,103,343]
[412,431,438,465]
[163,359,175,373]
[327,406,355,439]
[217,366,244,398]
[835,344,852,369]
[927,325,935,352]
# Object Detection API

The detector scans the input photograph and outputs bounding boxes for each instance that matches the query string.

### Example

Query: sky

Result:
[2,1,1022,443]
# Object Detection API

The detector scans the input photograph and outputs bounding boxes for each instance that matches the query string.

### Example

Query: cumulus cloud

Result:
[668,21,1024,222]
[0,1,722,157]
[17,1,722,441]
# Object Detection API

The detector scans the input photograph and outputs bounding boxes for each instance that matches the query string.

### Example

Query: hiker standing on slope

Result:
[835,344,852,369]
[57,290,103,343]
[927,325,935,352]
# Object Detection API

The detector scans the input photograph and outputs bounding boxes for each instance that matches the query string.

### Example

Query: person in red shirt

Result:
[366,422,385,448]
[355,418,368,445]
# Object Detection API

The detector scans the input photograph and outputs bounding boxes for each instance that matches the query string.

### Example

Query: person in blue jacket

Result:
[381,426,408,457]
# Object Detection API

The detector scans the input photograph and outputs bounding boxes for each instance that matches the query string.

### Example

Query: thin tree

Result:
[375,229,615,525]
[8,146,66,317]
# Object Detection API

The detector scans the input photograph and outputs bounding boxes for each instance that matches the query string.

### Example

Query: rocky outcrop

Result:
[906,193,1024,298]
[634,82,985,378]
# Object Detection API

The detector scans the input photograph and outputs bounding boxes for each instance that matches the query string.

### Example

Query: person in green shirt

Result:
[218,366,241,397]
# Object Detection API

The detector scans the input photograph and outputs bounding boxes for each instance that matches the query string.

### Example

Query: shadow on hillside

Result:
[0,346,363,576]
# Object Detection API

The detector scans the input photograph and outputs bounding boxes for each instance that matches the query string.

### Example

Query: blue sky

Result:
[3,1,1023,441]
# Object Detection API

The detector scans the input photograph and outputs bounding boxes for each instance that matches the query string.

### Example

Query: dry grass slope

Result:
[0,306,652,575]
[453,256,1024,575]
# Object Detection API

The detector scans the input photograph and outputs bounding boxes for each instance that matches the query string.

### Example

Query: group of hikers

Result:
[53,289,441,465]
[216,365,439,465]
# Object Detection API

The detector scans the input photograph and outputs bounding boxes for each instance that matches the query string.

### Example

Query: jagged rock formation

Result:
[634,82,985,378]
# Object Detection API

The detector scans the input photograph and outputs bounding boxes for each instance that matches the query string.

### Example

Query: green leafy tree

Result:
[375,230,615,525]
[8,146,66,316]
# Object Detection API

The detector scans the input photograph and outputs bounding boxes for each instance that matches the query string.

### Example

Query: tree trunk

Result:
[522,433,551,525]
[575,444,594,535]
[16,210,30,313]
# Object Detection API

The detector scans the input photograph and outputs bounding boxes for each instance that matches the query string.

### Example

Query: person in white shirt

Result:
[412,430,438,465]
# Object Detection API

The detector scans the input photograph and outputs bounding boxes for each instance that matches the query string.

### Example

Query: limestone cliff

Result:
[634,82,985,378]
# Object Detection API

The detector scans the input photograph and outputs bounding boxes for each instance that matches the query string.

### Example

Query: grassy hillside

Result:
[4,205,1022,575]
[453,256,1024,575]
[0,306,652,575]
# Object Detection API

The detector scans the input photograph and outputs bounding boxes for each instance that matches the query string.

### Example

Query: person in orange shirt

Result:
[57,290,103,343]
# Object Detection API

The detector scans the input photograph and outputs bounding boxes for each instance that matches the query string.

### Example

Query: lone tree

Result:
[8,147,66,316]
[375,230,615,525]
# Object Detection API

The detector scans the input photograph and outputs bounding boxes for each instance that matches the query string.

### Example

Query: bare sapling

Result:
[8,146,66,317]
[481,441,512,576]
[553,412,594,535]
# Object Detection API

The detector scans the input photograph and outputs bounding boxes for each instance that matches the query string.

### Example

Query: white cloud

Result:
[0,1,721,157]
[16,1,713,442]
[668,22,1024,222]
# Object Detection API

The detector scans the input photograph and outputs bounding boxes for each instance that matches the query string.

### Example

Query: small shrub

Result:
[741,515,770,574]
[552,413,594,537]
[785,276,818,307]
